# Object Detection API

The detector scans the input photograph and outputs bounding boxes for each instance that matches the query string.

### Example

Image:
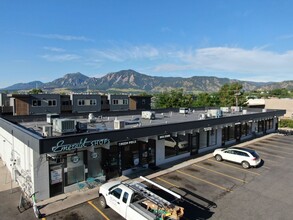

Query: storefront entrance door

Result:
[190,133,199,155]
[49,164,64,197]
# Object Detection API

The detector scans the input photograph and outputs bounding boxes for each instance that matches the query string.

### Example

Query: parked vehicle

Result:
[141,111,156,120]
[213,147,261,169]
[164,136,188,151]
[98,176,184,220]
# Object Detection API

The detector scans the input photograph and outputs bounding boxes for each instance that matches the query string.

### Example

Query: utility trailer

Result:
[98,176,184,220]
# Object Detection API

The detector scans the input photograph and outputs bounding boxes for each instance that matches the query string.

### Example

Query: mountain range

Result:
[1,69,293,93]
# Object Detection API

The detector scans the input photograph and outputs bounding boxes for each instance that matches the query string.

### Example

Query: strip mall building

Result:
[0,107,285,200]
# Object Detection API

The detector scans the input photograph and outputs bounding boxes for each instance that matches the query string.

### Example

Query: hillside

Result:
[1,69,293,93]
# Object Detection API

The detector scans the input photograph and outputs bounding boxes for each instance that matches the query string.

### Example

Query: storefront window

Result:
[247,122,252,135]
[209,129,217,146]
[102,146,120,180]
[122,144,139,170]
[266,119,273,130]
[258,121,264,132]
[165,134,189,158]
[228,126,234,140]
[241,123,247,136]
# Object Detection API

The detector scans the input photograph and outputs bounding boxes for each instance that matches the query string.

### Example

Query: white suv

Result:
[213,147,261,169]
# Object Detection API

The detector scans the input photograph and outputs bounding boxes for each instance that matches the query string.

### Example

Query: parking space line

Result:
[156,177,180,188]
[247,148,285,159]
[264,140,292,147]
[176,170,233,192]
[259,142,293,151]
[207,159,261,175]
[88,201,110,220]
[193,164,247,183]
[250,145,293,155]
[261,157,278,163]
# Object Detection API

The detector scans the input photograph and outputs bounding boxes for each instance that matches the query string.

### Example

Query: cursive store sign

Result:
[52,138,110,153]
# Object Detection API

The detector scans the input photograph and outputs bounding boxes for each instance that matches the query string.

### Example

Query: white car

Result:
[213,147,261,169]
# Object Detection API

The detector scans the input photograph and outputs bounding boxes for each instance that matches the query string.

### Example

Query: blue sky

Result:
[1,0,293,88]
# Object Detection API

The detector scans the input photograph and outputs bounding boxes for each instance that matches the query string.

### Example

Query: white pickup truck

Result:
[98,176,184,220]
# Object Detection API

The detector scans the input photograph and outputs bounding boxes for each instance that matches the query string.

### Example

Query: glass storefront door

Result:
[87,148,103,178]
[190,133,199,155]
[66,152,85,185]
[49,163,64,197]
[102,146,120,180]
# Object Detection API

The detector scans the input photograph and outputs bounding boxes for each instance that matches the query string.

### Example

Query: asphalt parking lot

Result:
[8,134,293,220]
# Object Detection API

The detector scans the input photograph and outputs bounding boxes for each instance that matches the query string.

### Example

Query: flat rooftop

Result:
[18,109,259,137]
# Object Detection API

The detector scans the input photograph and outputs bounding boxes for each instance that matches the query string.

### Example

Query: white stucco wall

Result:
[32,152,50,200]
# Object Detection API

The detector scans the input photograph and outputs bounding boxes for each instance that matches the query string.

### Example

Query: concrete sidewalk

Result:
[36,133,277,217]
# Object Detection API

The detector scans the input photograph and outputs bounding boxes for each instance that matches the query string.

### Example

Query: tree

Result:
[218,83,246,107]
[28,89,43,94]
[193,92,220,107]
[154,89,194,108]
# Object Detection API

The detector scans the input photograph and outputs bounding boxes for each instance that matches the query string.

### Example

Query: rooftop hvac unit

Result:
[76,121,87,132]
[46,113,59,124]
[141,111,155,119]
[199,113,206,119]
[43,125,53,137]
[53,118,76,134]
[231,106,242,112]
[88,113,96,123]
[242,109,248,114]
[179,108,189,114]
[207,109,223,118]
[220,107,231,113]
[114,119,125,129]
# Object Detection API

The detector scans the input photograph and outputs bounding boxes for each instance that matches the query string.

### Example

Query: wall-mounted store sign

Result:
[51,138,110,153]
[203,127,212,131]
[158,134,171,140]
[118,139,137,146]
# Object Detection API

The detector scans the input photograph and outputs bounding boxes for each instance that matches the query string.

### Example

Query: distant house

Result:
[70,94,101,113]
[9,94,61,115]
[129,95,152,110]
[0,93,12,114]
[108,94,129,111]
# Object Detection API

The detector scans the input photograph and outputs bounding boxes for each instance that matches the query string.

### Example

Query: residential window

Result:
[123,99,128,105]
[112,99,128,105]
[77,99,96,106]
[48,99,57,106]
[78,99,85,106]
[32,100,41,107]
